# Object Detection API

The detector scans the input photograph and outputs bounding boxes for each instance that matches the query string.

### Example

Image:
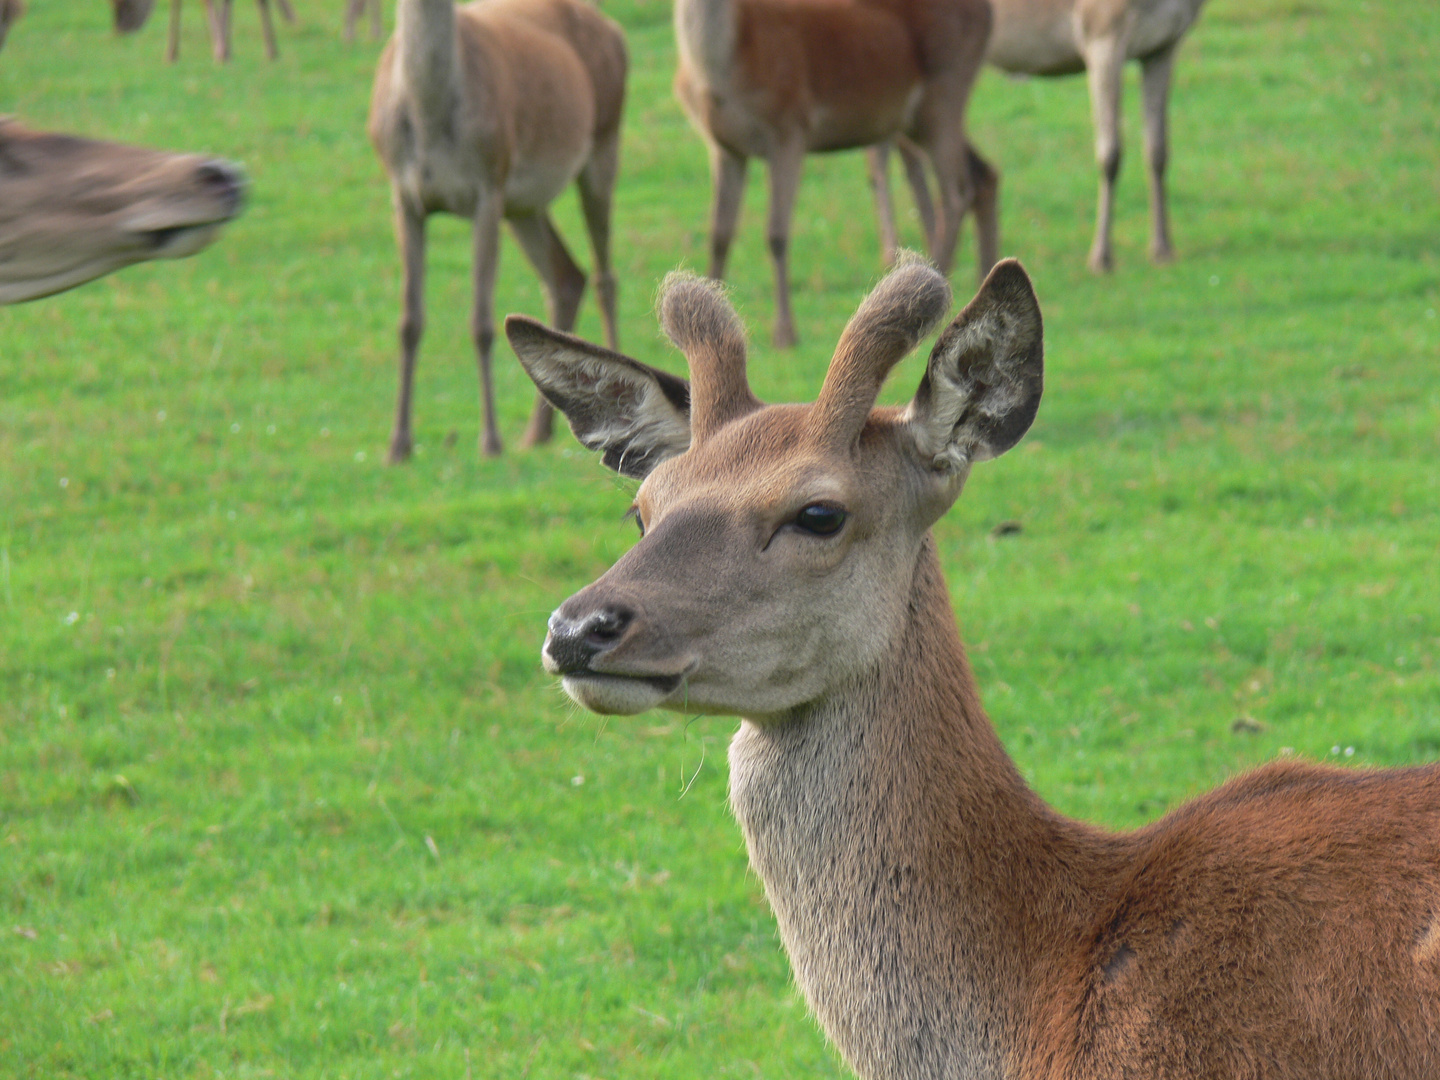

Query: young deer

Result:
[369,0,626,461]
[673,0,998,348]
[873,0,1210,272]
[506,260,1440,1079]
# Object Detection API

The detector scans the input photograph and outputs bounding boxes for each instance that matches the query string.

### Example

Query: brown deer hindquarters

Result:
[507,259,1440,1080]
[674,0,996,348]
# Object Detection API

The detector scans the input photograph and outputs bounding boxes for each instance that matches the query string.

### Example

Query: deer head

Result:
[0,119,245,304]
[506,258,1042,720]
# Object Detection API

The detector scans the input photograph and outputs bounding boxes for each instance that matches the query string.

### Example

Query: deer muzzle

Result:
[542,590,695,715]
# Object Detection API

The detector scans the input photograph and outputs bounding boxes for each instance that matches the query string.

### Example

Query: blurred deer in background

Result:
[673,0,998,347]
[369,0,626,460]
[0,0,24,51]
[112,0,296,61]
[873,0,1210,271]
[345,0,383,42]
[0,118,244,303]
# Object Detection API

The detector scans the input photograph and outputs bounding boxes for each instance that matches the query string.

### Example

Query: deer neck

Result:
[393,0,462,132]
[673,0,738,93]
[727,535,1114,1080]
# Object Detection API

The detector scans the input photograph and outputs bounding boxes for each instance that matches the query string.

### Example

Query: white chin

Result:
[156,223,223,258]
[562,673,672,716]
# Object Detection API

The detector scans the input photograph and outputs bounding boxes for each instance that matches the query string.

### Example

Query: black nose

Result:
[195,159,247,213]
[546,605,634,674]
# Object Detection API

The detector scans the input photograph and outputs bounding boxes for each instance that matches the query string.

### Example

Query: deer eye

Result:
[625,506,645,537]
[794,504,847,536]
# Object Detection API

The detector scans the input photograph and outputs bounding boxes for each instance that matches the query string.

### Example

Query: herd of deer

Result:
[5,3,1436,1079]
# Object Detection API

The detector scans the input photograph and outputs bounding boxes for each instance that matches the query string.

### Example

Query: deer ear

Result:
[505,316,692,479]
[903,259,1043,474]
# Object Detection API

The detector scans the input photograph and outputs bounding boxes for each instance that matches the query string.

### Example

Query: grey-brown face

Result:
[111,0,158,34]
[0,120,245,304]
[509,259,1045,722]
[544,405,937,719]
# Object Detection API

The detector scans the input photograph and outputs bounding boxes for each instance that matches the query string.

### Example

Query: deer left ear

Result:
[506,316,692,479]
[903,259,1043,473]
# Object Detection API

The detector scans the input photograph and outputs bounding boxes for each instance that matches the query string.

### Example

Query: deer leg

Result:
[204,0,231,61]
[369,0,382,39]
[256,0,279,60]
[1083,35,1126,272]
[897,136,937,255]
[388,198,426,465]
[471,198,504,457]
[203,0,220,56]
[344,0,362,42]
[868,143,900,266]
[276,0,294,22]
[1141,42,1177,263]
[577,127,621,351]
[508,212,588,449]
[166,0,182,61]
[966,141,1000,280]
[706,143,747,281]
[766,137,805,349]
[921,137,973,278]
[219,0,233,61]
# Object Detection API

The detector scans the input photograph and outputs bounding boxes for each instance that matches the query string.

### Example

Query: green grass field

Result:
[1,0,1437,1075]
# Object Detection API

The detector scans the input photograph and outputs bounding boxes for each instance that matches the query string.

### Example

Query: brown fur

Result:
[658,272,759,442]
[511,259,1440,1080]
[368,0,626,460]
[673,0,998,347]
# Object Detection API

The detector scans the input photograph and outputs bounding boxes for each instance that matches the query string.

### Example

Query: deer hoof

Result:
[519,426,552,450]
[1087,248,1114,274]
[481,432,504,458]
[772,322,798,350]
[387,436,413,465]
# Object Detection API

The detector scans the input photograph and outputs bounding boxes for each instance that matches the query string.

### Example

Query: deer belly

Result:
[1128,0,1199,58]
[503,157,585,213]
[808,84,921,153]
[985,8,1084,75]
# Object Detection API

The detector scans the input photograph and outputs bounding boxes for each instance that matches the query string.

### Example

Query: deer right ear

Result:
[903,259,1043,475]
[505,316,692,479]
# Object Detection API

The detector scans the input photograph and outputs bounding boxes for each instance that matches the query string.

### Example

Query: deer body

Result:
[990,0,1207,272]
[874,0,1208,271]
[673,0,997,347]
[507,258,1440,1079]
[369,0,625,459]
[985,0,1202,76]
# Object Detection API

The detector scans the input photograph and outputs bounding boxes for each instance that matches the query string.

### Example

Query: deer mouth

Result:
[142,222,224,254]
[559,669,688,715]
[568,670,684,694]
